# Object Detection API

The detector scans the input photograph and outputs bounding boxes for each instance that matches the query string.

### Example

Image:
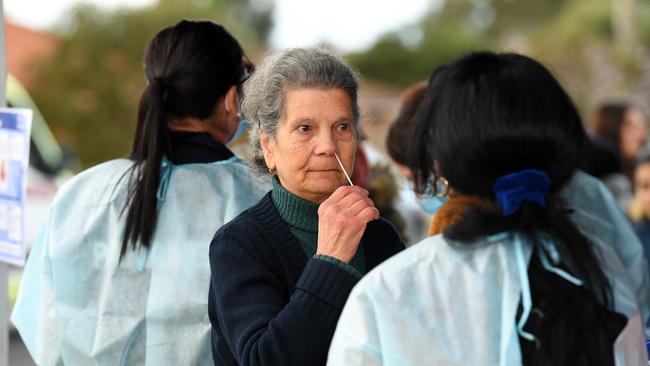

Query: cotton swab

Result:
[334,152,353,186]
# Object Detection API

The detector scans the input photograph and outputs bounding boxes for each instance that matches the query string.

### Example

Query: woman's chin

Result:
[300,180,347,201]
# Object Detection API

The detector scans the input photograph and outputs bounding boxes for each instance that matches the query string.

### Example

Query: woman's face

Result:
[261,88,357,203]
[635,162,650,219]
[620,107,647,160]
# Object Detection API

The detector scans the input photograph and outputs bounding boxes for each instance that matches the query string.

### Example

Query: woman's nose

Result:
[313,131,337,155]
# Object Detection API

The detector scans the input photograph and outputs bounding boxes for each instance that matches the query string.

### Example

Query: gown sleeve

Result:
[326,283,382,366]
[11,213,63,365]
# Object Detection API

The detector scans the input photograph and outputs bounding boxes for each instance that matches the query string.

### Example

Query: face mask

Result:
[227,93,249,143]
[414,176,449,214]
[416,195,448,214]
[228,118,249,143]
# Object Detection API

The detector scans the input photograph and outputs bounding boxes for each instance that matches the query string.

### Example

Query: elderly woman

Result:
[207,48,405,365]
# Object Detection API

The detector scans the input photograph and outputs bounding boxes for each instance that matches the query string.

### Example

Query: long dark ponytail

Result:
[120,20,246,259]
[410,52,623,365]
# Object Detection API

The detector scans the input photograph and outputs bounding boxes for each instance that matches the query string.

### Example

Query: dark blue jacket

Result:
[208,193,404,365]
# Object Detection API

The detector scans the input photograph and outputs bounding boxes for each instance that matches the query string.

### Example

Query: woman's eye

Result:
[336,123,351,132]
[297,124,311,133]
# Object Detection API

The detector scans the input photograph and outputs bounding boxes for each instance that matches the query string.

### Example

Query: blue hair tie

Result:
[492,169,550,216]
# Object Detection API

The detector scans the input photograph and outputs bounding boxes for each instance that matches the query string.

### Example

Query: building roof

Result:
[6,20,59,88]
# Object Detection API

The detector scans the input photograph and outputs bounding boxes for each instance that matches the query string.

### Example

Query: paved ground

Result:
[10,331,35,366]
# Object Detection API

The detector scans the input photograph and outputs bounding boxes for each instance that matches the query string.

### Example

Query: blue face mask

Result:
[228,118,249,143]
[414,177,449,214]
[416,195,448,214]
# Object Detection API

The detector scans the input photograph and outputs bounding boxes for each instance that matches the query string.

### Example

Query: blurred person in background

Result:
[628,147,650,271]
[386,81,427,181]
[350,137,371,188]
[385,81,431,244]
[351,134,410,245]
[208,48,404,366]
[582,102,648,209]
[11,20,268,365]
[328,51,647,365]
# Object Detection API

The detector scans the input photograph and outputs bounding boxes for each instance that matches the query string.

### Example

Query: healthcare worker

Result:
[11,20,268,365]
[328,52,648,365]
[384,84,650,324]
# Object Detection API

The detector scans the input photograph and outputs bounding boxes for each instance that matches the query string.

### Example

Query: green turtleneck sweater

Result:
[270,177,366,279]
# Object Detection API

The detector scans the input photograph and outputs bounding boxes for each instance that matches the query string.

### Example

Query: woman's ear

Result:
[260,131,276,172]
[224,85,239,115]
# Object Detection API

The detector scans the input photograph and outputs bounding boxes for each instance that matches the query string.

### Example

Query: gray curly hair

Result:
[242,48,361,175]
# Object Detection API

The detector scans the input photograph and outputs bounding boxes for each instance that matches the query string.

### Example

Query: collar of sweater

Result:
[271,176,320,233]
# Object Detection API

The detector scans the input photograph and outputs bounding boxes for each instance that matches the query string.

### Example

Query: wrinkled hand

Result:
[317,186,380,263]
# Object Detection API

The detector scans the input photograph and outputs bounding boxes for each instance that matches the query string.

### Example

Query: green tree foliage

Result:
[638,0,650,45]
[347,2,491,87]
[29,0,272,168]
[348,24,487,86]
[349,0,650,114]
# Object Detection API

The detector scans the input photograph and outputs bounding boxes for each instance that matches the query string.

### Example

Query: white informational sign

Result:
[0,107,32,266]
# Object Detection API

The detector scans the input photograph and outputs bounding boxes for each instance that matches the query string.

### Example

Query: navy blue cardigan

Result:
[208,192,404,365]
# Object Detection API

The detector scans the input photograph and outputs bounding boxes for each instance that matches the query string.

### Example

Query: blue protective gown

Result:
[327,232,647,366]
[11,153,269,365]
[562,171,650,334]
[328,171,649,365]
